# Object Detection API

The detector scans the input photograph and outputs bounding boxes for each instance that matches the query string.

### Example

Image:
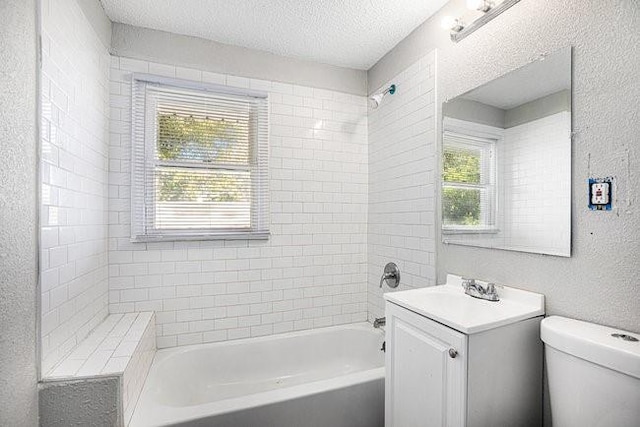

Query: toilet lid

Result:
[541,316,640,380]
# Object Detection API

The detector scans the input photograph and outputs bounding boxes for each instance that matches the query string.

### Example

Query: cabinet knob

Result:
[448,348,458,358]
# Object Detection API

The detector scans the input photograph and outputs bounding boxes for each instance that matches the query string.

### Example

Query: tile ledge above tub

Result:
[40,312,156,426]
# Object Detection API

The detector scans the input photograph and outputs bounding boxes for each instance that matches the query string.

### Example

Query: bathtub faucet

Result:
[373,317,386,328]
[379,262,400,289]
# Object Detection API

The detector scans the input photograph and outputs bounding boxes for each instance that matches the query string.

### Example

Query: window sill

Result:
[130,232,270,243]
[442,227,500,235]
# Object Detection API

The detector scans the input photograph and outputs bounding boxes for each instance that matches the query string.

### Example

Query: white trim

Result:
[442,118,500,232]
[130,76,270,242]
[443,117,503,140]
[442,227,500,235]
[131,231,270,243]
[133,73,269,99]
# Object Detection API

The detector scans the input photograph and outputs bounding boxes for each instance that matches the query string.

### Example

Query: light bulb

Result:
[440,15,457,30]
[467,0,492,12]
[466,0,483,10]
[441,16,464,32]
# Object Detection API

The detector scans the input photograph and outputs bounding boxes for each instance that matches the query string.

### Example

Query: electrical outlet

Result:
[591,182,609,205]
[588,178,613,211]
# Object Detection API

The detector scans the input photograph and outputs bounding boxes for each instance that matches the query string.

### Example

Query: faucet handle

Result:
[380,263,400,289]
[484,283,500,301]
[461,278,475,289]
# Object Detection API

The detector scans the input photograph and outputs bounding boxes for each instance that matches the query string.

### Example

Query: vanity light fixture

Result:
[466,0,494,12]
[444,0,521,43]
[440,16,465,33]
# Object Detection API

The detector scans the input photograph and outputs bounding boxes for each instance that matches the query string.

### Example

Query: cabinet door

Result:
[385,302,467,427]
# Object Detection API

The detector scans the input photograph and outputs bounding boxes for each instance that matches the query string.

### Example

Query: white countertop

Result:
[384,275,545,334]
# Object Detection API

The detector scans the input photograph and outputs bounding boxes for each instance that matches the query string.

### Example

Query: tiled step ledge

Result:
[40,312,156,426]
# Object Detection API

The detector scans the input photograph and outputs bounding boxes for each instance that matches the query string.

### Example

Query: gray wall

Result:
[0,0,39,425]
[444,90,571,129]
[76,0,112,47]
[443,97,505,128]
[111,24,367,96]
[504,89,571,128]
[369,0,640,333]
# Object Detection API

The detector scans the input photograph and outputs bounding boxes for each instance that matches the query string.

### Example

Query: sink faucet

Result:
[462,278,500,302]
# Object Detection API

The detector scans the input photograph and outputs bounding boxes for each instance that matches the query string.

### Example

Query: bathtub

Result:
[130,323,385,427]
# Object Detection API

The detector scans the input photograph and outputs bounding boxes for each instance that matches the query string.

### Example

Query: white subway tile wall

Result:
[41,312,156,426]
[40,0,111,373]
[108,57,369,348]
[501,112,571,253]
[45,312,154,378]
[122,315,156,425]
[367,52,438,321]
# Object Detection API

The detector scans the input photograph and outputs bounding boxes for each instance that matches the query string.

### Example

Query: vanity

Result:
[384,275,544,427]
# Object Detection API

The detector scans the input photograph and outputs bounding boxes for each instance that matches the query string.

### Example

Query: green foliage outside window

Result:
[156,114,249,203]
[442,147,482,226]
[442,187,481,226]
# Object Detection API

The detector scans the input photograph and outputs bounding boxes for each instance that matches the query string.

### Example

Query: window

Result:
[442,131,496,232]
[131,76,269,241]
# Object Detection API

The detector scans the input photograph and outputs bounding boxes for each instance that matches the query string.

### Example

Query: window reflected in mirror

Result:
[441,47,572,257]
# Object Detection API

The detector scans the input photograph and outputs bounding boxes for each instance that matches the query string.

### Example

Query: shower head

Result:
[369,84,396,109]
[369,93,385,109]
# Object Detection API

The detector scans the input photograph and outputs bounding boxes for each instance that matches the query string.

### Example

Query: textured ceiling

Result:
[99,0,448,70]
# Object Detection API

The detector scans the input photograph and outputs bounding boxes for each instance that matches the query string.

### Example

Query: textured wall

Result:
[0,0,39,425]
[367,52,437,322]
[369,0,640,332]
[108,56,368,348]
[39,377,120,427]
[110,24,367,96]
[40,0,112,374]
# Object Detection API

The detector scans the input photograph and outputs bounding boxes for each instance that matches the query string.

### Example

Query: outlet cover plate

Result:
[588,177,613,211]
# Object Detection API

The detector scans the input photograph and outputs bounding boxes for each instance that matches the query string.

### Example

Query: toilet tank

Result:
[541,316,640,427]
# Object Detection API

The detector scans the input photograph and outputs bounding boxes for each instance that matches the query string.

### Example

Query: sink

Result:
[384,274,545,334]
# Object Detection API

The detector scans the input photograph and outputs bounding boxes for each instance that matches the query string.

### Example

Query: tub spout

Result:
[374,317,386,328]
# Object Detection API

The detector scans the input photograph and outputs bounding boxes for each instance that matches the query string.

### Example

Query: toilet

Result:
[541,316,640,427]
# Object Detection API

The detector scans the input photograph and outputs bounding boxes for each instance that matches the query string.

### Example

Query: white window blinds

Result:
[131,76,269,241]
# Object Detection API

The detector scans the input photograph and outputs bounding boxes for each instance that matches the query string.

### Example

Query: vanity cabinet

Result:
[384,279,544,427]
[385,302,467,427]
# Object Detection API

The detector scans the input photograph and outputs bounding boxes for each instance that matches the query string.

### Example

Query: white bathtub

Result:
[130,323,385,427]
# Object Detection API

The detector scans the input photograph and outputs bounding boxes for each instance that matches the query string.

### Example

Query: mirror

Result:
[441,47,571,257]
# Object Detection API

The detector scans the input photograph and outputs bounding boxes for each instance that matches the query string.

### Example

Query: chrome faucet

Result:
[379,262,400,289]
[462,278,500,302]
[373,317,386,328]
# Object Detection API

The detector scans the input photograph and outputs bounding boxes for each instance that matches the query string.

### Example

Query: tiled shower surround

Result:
[40,0,111,374]
[501,111,571,254]
[367,52,438,321]
[108,57,369,348]
[39,0,437,357]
